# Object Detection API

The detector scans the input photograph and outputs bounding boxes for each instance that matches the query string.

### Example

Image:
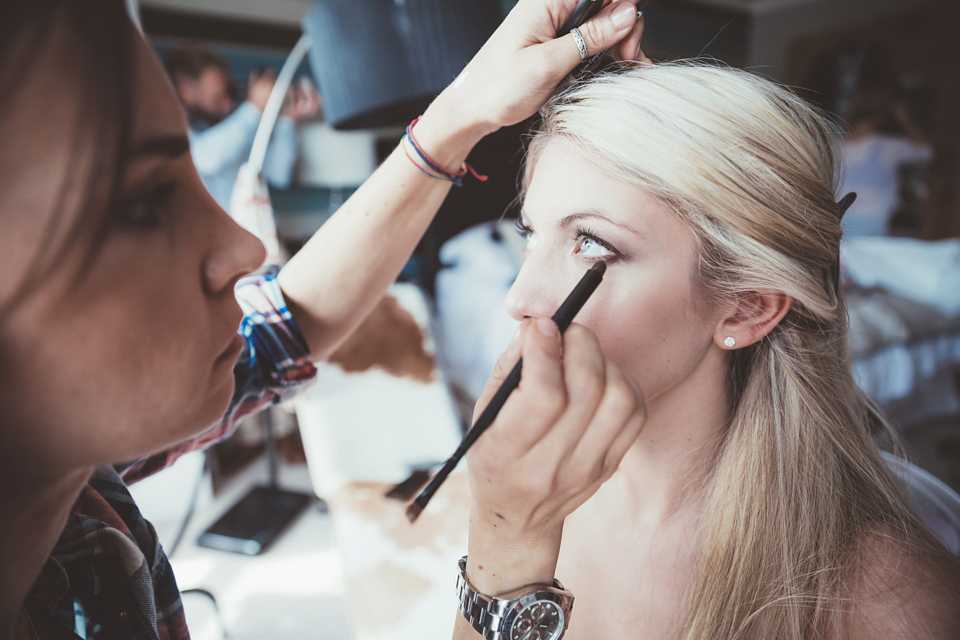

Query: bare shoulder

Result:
[842,529,960,639]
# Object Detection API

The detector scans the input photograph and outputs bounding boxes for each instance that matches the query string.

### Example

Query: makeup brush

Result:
[406,261,607,523]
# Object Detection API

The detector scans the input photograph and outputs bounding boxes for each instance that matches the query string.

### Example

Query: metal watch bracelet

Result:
[456,555,574,640]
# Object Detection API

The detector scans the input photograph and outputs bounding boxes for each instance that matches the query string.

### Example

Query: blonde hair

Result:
[525,61,945,638]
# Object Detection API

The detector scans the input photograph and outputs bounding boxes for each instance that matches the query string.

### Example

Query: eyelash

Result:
[515,217,533,240]
[514,218,625,261]
[116,182,175,230]
[573,225,625,260]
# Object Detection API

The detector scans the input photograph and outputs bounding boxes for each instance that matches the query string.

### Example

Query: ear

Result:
[714,290,793,350]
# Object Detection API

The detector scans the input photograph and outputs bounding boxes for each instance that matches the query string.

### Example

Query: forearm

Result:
[277,96,493,360]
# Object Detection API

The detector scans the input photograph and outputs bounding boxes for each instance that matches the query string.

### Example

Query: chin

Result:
[163,372,237,451]
[201,371,238,426]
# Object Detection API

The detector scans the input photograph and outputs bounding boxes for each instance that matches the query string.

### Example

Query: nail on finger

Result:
[612,2,635,29]
[537,318,558,337]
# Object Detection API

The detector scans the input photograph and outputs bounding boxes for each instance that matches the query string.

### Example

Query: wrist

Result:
[413,95,496,173]
[466,505,563,596]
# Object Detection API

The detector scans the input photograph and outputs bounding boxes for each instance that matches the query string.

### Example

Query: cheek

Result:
[0,258,232,470]
[584,280,714,400]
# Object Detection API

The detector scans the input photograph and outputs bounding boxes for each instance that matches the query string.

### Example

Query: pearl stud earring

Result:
[723,336,736,348]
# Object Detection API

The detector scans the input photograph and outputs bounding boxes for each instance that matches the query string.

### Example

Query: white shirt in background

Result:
[189,101,298,212]
[839,132,932,237]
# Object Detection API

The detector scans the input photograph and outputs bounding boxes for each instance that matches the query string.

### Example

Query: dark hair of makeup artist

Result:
[0,0,136,319]
[163,44,230,86]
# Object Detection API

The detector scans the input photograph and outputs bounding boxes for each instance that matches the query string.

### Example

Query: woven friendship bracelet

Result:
[404,116,488,187]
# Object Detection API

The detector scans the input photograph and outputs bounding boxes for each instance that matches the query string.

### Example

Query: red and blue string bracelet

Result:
[403,116,488,187]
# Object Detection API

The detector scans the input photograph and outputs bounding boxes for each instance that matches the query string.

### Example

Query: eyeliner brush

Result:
[406,260,607,523]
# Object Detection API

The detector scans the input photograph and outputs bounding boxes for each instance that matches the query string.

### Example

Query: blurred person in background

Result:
[164,45,322,212]
[803,41,932,237]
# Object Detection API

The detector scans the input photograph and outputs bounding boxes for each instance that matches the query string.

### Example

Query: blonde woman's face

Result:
[508,140,719,405]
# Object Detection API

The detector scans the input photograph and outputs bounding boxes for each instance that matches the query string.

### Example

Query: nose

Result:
[504,256,568,322]
[202,201,267,296]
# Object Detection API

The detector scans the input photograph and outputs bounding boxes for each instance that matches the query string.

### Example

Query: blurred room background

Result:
[123,1,960,638]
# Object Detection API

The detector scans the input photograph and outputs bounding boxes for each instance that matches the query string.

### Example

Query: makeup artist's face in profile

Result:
[0,19,265,474]
[508,140,718,406]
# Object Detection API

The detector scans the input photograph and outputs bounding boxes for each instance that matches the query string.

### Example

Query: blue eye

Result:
[575,228,622,260]
[578,235,609,257]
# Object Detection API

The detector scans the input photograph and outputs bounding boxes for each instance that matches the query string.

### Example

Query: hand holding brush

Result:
[407,261,608,522]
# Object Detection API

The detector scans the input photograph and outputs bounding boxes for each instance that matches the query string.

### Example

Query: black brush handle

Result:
[557,0,603,37]
[409,262,606,519]
[456,358,524,458]
[409,359,522,514]
[550,264,604,331]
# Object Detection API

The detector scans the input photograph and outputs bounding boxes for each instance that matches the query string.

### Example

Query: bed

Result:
[843,236,960,427]
[847,285,960,426]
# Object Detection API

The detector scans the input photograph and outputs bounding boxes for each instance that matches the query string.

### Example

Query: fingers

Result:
[535,324,606,456]
[471,317,643,486]
[465,315,644,536]
[568,358,645,485]
[282,84,323,121]
[249,68,277,85]
[489,318,567,452]
[547,1,638,69]
[615,12,645,62]
[472,322,525,423]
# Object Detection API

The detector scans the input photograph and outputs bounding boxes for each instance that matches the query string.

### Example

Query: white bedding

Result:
[843,237,960,425]
[853,332,960,424]
[842,237,960,316]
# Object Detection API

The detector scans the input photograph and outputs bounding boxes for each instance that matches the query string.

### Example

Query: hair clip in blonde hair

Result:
[837,192,857,219]
[829,192,857,292]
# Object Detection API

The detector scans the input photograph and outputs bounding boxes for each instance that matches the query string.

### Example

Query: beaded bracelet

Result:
[402,116,488,187]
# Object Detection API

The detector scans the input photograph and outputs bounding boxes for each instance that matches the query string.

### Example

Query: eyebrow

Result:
[558,211,645,238]
[125,134,191,160]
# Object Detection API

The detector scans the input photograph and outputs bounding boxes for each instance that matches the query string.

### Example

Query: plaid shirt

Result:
[24,267,317,640]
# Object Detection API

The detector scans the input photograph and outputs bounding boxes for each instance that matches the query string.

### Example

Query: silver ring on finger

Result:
[570,27,588,63]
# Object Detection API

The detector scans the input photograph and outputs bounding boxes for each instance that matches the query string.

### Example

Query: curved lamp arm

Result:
[247,33,313,176]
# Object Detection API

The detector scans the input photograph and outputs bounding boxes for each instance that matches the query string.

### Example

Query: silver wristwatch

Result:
[456,556,575,640]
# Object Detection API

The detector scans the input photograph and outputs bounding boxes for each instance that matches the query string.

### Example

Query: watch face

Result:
[509,600,564,640]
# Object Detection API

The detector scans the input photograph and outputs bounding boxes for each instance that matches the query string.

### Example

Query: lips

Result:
[214,305,246,368]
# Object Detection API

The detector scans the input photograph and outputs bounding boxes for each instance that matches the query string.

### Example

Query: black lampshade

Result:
[302,0,502,130]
